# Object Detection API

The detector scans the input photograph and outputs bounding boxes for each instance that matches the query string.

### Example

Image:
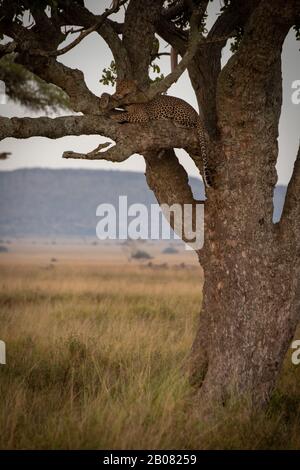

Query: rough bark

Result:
[144,149,202,246]
[189,0,300,409]
[123,0,164,86]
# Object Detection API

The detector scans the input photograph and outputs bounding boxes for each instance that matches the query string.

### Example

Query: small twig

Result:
[63,140,134,162]
[87,142,112,155]
[63,141,115,160]
[62,26,85,36]
[154,52,171,57]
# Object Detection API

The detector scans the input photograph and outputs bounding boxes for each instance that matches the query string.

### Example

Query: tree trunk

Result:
[190,130,300,407]
[186,0,300,410]
[190,244,299,407]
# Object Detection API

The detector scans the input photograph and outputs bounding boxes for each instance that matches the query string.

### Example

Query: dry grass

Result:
[0,259,300,449]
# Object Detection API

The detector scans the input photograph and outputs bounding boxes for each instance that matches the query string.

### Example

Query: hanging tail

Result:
[196,119,213,188]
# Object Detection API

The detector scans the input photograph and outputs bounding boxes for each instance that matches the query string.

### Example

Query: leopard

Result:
[111,79,213,188]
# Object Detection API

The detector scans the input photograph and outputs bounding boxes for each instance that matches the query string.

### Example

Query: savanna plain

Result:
[0,241,300,449]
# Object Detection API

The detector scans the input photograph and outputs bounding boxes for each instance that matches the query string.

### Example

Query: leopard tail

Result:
[196,118,213,188]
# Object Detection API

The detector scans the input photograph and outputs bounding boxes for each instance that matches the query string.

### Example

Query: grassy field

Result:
[0,246,300,449]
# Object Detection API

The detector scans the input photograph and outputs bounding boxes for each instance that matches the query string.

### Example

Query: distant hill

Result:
[273,185,287,222]
[0,168,286,238]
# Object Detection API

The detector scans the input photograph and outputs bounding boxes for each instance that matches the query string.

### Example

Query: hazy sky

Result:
[0,0,299,185]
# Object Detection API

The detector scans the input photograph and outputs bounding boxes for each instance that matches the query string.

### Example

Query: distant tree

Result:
[122,238,153,262]
[0,0,300,414]
[0,151,11,159]
[162,245,178,254]
[131,249,153,260]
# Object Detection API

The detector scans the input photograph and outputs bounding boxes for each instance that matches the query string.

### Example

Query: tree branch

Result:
[214,0,300,225]
[0,115,117,140]
[207,0,259,42]
[15,53,99,114]
[0,14,100,114]
[156,16,187,56]
[149,35,232,96]
[0,114,199,152]
[54,0,131,79]
[188,0,259,134]
[145,33,210,98]
[162,0,185,20]
[1,1,131,100]
[63,141,135,163]
[144,149,203,249]
[122,0,164,86]
[50,0,128,57]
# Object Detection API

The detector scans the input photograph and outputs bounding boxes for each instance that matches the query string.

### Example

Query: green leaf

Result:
[99,61,117,87]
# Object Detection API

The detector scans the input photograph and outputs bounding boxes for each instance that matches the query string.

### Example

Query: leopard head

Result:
[113,79,139,99]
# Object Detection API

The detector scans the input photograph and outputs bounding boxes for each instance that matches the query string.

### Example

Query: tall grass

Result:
[0,262,300,449]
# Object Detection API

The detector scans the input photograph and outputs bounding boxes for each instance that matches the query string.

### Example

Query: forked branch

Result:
[50,0,128,57]
[63,141,135,163]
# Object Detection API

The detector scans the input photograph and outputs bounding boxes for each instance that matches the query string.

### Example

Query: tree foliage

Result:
[0,53,70,112]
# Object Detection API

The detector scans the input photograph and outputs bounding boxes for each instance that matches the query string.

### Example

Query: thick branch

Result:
[188,0,259,133]
[0,115,198,151]
[156,16,187,56]
[212,0,299,230]
[0,115,117,140]
[145,149,198,207]
[123,0,164,86]
[15,54,98,114]
[207,0,259,42]
[162,0,185,20]
[1,16,99,114]
[144,149,203,249]
[219,0,300,88]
